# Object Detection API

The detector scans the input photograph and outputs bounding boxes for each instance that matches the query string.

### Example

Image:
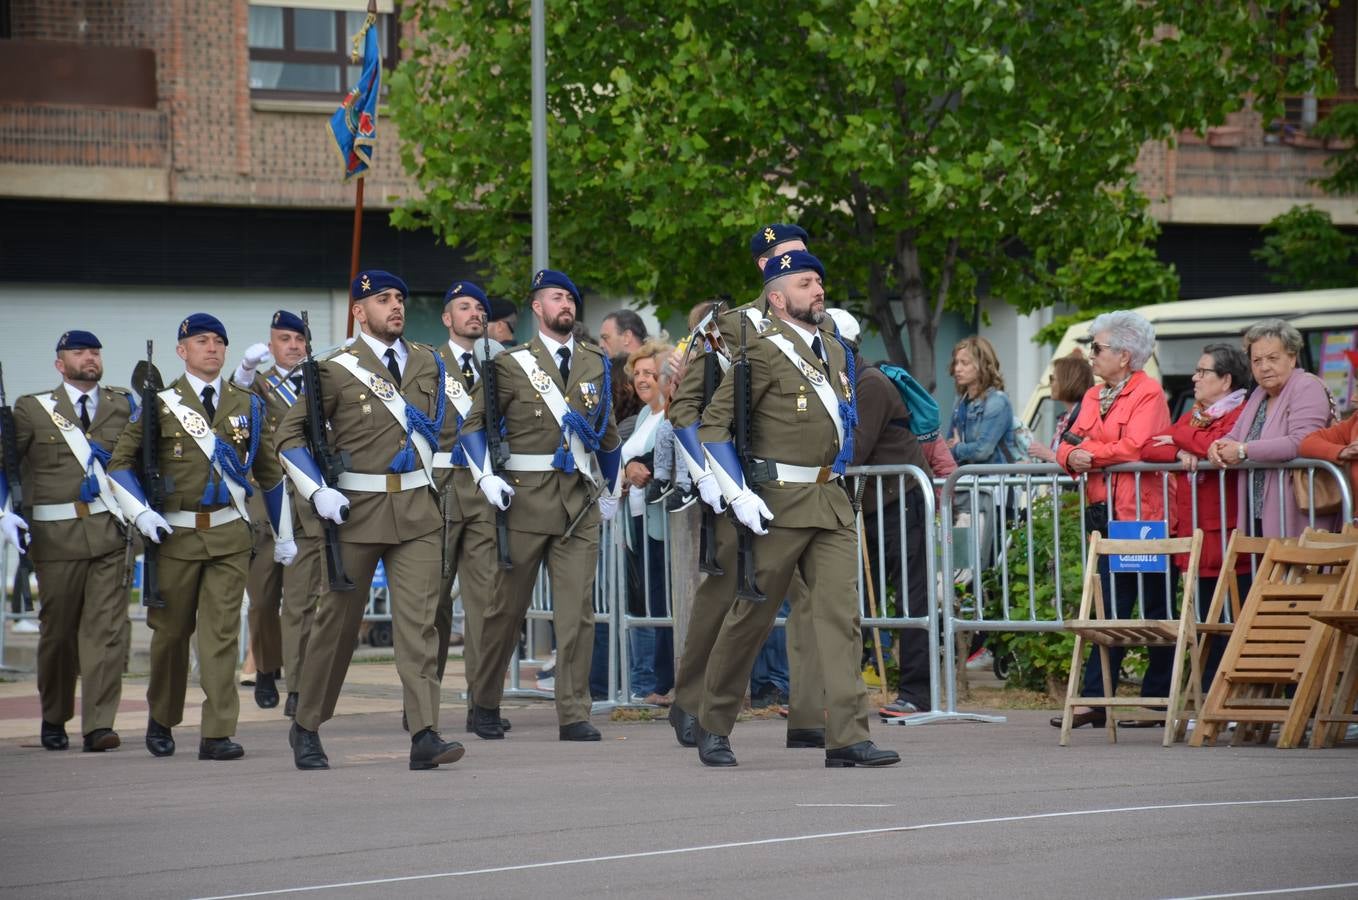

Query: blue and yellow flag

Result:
[328,17,380,182]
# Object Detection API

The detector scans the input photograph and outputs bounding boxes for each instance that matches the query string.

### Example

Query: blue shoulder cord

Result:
[202,394,263,505]
[831,335,857,476]
[553,353,612,474]
[388,350,448,474]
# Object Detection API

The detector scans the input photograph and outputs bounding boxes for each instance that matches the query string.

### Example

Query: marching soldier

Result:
[432,281,508,736]
[0,331,134,752]
[695,250,899,768]
[230,310,325,717]
[457,269,623,742]
[276,270,465,771]
[108,314,296,761]
[667,223,828,751]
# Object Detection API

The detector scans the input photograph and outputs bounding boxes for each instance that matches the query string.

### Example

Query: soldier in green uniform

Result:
[230,310,325,717]
[456,268,623,742]
[432,281,508,737]
[276,270,465,771]
[695,250,899,768]
[0,331,135,752]
[108,313,296,761]
[667,223,828,751]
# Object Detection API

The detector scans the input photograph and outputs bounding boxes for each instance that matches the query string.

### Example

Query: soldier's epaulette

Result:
[575,339,606,358]
[408,340,435,354]
[104,386,135,398]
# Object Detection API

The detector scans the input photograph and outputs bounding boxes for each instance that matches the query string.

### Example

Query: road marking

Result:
[1168,883,1358,899]
[191,795,1358,900]
[795,803,895,808]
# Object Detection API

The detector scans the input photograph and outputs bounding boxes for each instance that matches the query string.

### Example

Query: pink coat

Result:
[1224,369,1336,537]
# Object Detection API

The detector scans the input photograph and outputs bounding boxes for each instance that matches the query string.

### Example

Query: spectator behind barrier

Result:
[1030,351,1094,463]
[946,336,1013,464]
[1142,341,1253,690]
[600,309,649,357]
[1208,318,1338,537]
[1298,404,1358,525]
[1052,309,1174,730]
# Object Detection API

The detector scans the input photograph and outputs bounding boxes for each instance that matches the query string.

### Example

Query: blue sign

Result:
[1107,520,1169,573]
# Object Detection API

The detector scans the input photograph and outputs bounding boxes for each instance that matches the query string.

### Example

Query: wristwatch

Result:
[1238,442,1248,461]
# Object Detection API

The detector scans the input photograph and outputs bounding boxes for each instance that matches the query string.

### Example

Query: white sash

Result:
[442,372,474,422]
[34,393,125,525]
[331,351,436,481]
[160,388,251,521]
[509,349,595,484]
[765,332,844,452]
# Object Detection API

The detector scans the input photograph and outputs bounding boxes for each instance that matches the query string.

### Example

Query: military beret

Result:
[443,280,489,313]
[178,313,229,345]
[270,310,306,335]
[530,268,583,313]
[55,330,101,352]
[488,297,518,323]
[762,249,825,284]
[351,269,409,301]
[749,223,809,258]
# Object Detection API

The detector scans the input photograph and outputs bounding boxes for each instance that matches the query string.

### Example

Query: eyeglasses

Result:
[1089,341,1111,356]
[1193,367,1219,378]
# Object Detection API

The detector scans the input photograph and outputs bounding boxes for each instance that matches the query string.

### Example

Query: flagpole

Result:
[344,0,378,339]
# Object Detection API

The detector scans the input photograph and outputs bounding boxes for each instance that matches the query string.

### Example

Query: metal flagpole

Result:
[530,0,548,273]
[344,0,378,339]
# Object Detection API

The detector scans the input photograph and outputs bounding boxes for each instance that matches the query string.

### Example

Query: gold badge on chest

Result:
[181,409,211,438]
[798,358,826,386]
[50,410,75,431]
[368,373,398,401]
[444,374,466,401]
[529,367,554,394]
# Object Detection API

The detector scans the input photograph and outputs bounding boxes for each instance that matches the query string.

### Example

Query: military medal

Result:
[181,409,210,438]
[229,414,249,442]
[580,382,598,409]
[368,374,397,401]
[799,359,826,386]
[51,411,75,431]
[529,367,554,393]
[840,371,852,400]
[444,375,465,401]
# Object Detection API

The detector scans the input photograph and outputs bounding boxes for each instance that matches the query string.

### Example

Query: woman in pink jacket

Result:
[1051,310,1174,729]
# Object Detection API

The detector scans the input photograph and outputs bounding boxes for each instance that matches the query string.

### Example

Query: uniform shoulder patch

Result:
[575,339,605,358]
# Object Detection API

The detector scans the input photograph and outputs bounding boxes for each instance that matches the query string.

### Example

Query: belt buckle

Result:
[386,473,402,492]
[73,500,90,518]
[816,466,832,484]
[196,511,211,530]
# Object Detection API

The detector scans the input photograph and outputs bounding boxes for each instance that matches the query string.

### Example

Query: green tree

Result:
[1252,204,1358,290]
[390,1,1329,387]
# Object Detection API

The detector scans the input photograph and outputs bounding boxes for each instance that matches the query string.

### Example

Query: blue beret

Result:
[270,310,306,335]
[56,330,101,352]
[762,249,825,284]
[531,268,583,312]
[351,269,409,301]
[178,313,229,345]
[444,281,489,313]
[749,223,809,258]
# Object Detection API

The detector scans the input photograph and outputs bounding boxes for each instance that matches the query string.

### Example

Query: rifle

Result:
[131,342,172,609]
[479,334,513,569]
[697,349,724,575]
[0,363,34,616]
[732,312,767,603]
[300,312,355,593]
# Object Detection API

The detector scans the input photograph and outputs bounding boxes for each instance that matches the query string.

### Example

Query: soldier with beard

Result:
[0,331,135,752]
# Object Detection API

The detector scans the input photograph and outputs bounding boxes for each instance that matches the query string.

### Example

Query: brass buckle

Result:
[386,473,402,492]
[196,511,212,530]
[73,501,91,518]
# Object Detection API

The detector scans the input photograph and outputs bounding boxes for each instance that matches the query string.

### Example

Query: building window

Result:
[248,5,395,100]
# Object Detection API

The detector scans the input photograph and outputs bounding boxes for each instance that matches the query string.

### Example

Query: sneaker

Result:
[11,618,39,634]
[536,675,555,692]
[965,647,994,671]
[879,697,922,718]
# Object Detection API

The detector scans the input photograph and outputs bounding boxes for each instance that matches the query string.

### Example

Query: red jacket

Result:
[1142,403,1247,576]
[1057,370,1173,524]
[1298,415,1358,525]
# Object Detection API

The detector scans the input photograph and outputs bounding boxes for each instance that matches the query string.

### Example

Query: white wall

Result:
[979,295,1053,416]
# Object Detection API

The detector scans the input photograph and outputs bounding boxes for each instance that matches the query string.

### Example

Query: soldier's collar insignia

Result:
[764,227,776,244]
[779,254,792,270]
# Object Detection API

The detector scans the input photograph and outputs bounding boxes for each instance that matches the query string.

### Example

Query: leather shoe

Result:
[695,723,737,767]
[40,720,68,751]
[1116,718,1165,728]
[471,705,505,740]
[786,728,826,749]
[410,728,465,770]
[668,704,697,748]
[1049,709,1107,729]
[825,740,900,768]
[291,723,329,769]
[465,705,512,733]
[254,670,279,709]
[82,728,120,752]
[198,737,245,761]
[283,692,298,718]
[559,721,602,742]
[145,717,175,757]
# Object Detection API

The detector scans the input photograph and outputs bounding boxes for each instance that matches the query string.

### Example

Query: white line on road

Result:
[795,803,895,808]
[191,794,1358,900]
[1167,883,1358,899]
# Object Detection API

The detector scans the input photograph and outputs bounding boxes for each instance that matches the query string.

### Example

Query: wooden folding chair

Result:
[1297,527,1358,748]
[1059,529,1203,748]
[1191,542,1358,748]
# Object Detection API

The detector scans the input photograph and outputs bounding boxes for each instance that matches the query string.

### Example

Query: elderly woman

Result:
[1142,342,1252,690]
[619,340,675,705]
[1208,319,1336,536]
[947,336,1014,464]
[1030,352,1095,463]
[1050,310,1174,729]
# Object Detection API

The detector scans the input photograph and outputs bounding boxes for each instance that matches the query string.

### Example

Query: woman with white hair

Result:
[1051,309,1175,729]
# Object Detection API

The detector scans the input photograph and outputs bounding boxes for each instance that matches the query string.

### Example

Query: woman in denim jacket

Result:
[947,336,1014,464]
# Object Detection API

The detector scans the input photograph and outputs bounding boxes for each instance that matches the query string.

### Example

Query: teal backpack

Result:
[875,363,940,443]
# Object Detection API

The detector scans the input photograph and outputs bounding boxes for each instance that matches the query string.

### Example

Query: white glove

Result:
[135,509,172,543]
[696,473,726,513]
[312,487,350,524]
[598,494,619,521]
[0,512,29,552]
[273,539,298,566]
[731,491,773,536]
[232,342,271,386]
[478,475,515,511]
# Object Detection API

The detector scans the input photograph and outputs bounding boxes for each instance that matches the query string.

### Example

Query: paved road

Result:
[2,703,1356,900]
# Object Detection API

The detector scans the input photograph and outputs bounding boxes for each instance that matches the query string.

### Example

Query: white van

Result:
[1022,289,1358,445]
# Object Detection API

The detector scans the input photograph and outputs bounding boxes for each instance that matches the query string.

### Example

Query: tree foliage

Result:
[1252,203,1358,290]
[389,1,1329,387]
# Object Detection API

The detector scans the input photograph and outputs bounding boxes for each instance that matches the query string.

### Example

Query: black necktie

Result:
[384,348,401,385]
[78,395,91,431]
[201,385,216,421]
[290,374,303,394]
[557,346,571,384]
[810,335,832,381]
[460,352,474,384]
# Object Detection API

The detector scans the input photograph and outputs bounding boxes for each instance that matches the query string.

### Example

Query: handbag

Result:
[1291,467,1345,517]
[1083,501,1109,535]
